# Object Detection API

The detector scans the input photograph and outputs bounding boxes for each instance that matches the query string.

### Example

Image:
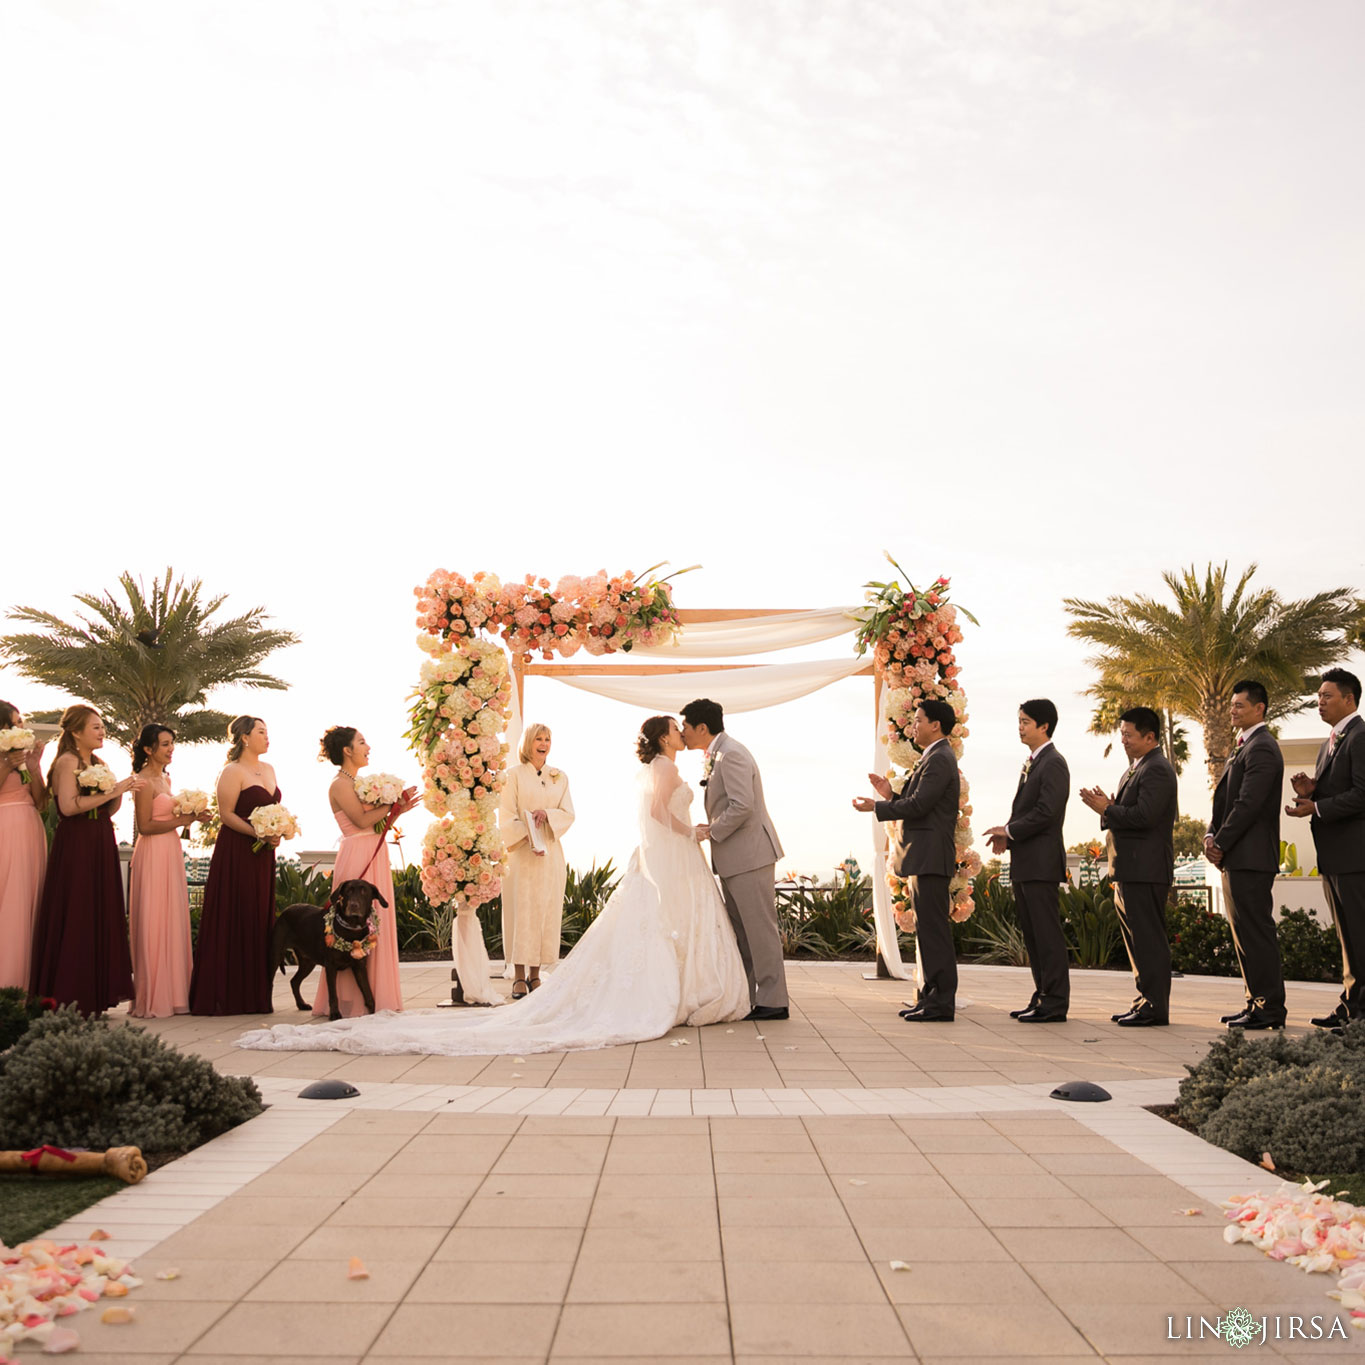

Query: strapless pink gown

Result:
[0,770,47,990]
[311,811,402,1017]
[128,794,192,1018]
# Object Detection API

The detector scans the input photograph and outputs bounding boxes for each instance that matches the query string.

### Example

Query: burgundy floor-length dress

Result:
[29,804,134,1015]
[188,784,279,1015]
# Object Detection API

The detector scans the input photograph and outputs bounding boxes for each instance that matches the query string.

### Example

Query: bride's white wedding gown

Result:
[236,757,750,1055]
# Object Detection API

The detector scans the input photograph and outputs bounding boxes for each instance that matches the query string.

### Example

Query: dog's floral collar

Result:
[323,903,380,959]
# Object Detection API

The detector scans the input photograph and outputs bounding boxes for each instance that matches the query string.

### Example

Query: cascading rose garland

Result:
[408,565,686,912]
[856,556,981,926]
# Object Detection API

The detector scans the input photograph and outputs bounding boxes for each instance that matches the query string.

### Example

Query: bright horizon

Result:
[3,0,1363,881]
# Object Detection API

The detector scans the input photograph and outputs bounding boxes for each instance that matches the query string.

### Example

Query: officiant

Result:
[498,723,575,1000]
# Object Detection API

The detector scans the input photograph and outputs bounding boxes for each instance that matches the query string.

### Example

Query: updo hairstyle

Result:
[319,725,357,766]
[50,703,100,772]
[636,715,674,764]
[226,715,263,763]
[133,723,175,773]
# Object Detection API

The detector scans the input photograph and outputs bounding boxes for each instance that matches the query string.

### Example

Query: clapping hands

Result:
[851,772,891,813]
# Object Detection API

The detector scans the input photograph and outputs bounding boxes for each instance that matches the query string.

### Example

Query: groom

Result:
[681,698,789,1022]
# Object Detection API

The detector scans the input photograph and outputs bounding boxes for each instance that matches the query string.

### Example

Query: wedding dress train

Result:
[235,757,749,1055]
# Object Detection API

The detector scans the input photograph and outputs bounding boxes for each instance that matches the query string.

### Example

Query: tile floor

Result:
[21,962,1359,1362]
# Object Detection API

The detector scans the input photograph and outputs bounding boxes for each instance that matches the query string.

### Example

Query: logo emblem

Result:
[1219,1307,1258,1349]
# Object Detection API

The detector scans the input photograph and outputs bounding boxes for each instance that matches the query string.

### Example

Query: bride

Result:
[236,716,750,1056]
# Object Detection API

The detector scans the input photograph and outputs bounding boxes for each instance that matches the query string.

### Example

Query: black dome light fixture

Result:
[297,1080,360,1100]
[1049,1080,1112,1103]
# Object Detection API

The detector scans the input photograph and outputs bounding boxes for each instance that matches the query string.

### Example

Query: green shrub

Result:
[1167,900,1238,976]
[954,873,1028,966]
[0,989,59,1052]
[777,875,876,959]
[1176,1023,1365,1172]
[275,858,332,915]
[561,862,619,951]
[1200,1066,1365,1172]
[1275,908,1341,984]
[1058,880,1126,968]
[0,1009,264,1151]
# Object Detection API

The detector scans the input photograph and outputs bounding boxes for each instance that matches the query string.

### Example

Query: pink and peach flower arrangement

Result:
[857,555,980,927]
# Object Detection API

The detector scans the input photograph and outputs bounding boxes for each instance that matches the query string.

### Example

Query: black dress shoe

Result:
[1227,1008,1285,1031]
[1311,1010,1349,1029]
[1010,998,1041,1020]
[1018,1008,1067,1023]
[903,1009,954,1022]
[1116,1008,1168,1027]
[899,1006,924,1020]
[1220,1008,1252,1024]
[744,1006,789,1022]
[1111,1003,1142,1022]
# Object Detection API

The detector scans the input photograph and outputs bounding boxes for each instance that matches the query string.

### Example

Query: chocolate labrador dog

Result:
[271,878,387,1021]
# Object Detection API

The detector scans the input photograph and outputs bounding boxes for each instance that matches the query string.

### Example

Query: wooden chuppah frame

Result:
[507,608,898,981]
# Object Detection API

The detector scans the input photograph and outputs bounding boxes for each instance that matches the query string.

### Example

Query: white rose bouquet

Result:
[0,727,37,784]
[77,763,117,819]
[248,803,301,853]
[355,771,408,833]
[172,788,211,836]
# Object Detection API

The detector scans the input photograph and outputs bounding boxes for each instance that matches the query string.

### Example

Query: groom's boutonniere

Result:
[701,751,716,787]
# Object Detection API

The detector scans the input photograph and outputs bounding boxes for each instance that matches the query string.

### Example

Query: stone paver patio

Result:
[25,963,1360,1362]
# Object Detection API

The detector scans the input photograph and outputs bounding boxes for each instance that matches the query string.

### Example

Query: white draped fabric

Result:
[484,604,913,986]
[553,657,868,713]
[631,607,862,658]
[870,684,916,983]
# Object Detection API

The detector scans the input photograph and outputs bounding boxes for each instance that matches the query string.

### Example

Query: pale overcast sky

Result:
[3,0,1362,877]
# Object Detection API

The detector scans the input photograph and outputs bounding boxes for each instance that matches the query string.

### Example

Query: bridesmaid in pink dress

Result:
[0,701,48,990]
[313,726,418,1017]
[128,724,201,1018]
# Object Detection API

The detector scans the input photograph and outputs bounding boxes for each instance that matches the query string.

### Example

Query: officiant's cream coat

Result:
[499,764,575,966]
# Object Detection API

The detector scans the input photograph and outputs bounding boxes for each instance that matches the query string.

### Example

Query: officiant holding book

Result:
[499,724,575,1000]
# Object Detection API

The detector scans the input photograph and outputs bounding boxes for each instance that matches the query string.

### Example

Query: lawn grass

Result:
[0,1173,125,1247]
[1309,1172,1365,1206]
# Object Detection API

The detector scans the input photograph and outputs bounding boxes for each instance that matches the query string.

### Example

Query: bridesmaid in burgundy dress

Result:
[189,716,282,1015]
[30,704,144,1014]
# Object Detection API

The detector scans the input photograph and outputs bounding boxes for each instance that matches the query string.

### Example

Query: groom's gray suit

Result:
[704,732,788,1010]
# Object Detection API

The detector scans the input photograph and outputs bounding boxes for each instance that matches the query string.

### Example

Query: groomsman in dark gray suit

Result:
[854,698,961,1022]
[1205,680,1286,1030]
[1286,668,1365,1028]
[1080,706,1178,1026]
[984,699,1071,1022]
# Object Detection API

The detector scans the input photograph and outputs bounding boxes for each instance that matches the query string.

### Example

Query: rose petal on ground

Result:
[888,1260,911,1272]
[347,1257,370,1280]
[87,1231,110,1242]
[1179,1208,1203,1216]
[40,1328,79,1354]
[1259,1153,1276,1171]
[154,1269,180,1281]
[99,1307,134,1325]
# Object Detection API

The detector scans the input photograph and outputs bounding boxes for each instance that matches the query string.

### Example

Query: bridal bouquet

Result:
[173,788,211,818]
[356,771,408,833]
[77,763,117,818]
[0,726,36,783]
[249,803,300,853]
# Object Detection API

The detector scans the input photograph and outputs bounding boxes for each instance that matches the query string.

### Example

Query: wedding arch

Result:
[405,563,979,1004]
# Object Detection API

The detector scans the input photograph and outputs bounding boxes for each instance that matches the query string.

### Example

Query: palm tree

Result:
[1,570,300,746]
[1064,563,1362,786]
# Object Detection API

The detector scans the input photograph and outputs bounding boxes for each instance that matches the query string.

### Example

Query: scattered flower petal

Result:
[888,1260,911,1272]
[849,1179,868,1187]
[154,1269,180,1281]
[102,1283,128,1297]
[99,1306,134,1325]
[347,1257,370,1280]
[1259,1152,1276,1171]
[87,1230,110,1241]
[1178,1208,1203,1217]
[41,1328,80,1354]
